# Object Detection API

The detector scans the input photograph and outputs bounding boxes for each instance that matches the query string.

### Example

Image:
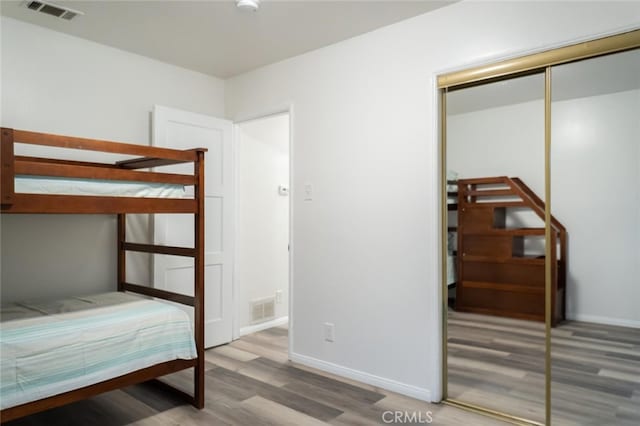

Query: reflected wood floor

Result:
[5,325,506,426]
[448,310,640,426]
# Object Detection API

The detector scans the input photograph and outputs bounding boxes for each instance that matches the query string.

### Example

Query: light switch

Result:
[304,183,313,201]
[323,322,335,342]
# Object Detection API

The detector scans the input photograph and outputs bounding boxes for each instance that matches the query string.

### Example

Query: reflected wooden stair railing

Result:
[455,176,567,326]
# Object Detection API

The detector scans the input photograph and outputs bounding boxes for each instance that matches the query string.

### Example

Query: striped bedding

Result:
[0,292,197,410]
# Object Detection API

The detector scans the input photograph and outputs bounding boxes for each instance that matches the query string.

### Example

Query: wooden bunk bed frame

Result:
[0,128,206,422]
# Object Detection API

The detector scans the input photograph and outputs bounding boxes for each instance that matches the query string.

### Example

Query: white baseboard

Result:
[240,316,289,336]
[290,352,432,402]
[567,313,640,329]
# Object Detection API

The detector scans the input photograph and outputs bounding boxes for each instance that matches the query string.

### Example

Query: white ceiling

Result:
[0,0,455,79]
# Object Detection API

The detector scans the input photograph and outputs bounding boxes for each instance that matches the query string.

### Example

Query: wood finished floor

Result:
[448,310,640,426]
[5,324,507,426]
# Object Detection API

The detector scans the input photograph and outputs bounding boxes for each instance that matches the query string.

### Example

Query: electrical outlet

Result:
[276,290,283,304]
[323,322,335,342]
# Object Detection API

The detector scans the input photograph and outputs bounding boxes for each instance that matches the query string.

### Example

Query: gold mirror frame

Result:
[439,28,640,426]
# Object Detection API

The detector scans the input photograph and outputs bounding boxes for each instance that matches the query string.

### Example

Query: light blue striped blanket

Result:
[0,292,197,410]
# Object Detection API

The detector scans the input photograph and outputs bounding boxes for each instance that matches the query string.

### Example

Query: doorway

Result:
[235,112,291,347]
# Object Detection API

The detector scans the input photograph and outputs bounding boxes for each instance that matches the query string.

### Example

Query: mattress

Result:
[0,292,197,410]
[15,175,186,198]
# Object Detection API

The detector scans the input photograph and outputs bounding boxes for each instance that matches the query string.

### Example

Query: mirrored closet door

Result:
[550,48,640,426]
[444,73,547,424]
[440,28,639,426]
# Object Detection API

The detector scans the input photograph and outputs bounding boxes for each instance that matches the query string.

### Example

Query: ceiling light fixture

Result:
[236,0,260,12]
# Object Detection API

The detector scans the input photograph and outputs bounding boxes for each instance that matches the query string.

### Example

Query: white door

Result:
[153,105,234,348]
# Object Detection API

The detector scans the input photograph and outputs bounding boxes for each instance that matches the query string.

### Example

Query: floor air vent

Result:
[251,297,276,324]
[22,1,83,20]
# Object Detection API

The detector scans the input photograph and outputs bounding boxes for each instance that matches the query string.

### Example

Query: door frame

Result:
[232,104,294,361]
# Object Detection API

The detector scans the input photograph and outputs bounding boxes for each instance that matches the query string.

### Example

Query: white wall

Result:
[448,90,546,242]
[552,89,640,327]
[225,1,640,400]
[237,114,290,330]
[0,17,225,303]
[447,75,545,199]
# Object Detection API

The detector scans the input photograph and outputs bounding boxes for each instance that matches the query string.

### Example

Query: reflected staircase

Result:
[455,177,567,326]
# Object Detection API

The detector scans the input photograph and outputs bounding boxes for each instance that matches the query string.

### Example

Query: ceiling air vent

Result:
[22,1,84,21]
[27,1,43,10]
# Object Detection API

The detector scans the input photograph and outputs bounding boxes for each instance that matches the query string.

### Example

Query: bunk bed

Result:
[0,128,207,422]
[454,176,566,325]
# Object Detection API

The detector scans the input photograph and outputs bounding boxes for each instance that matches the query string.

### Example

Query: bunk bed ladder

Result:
[116,151,206,409]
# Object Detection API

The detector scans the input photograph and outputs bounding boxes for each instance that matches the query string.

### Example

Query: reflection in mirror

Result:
[445,73,548,423]
[550,48,640,425]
